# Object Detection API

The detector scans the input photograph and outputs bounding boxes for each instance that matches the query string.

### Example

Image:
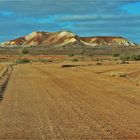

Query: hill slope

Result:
[80,36,136,47]
[0,31,136,47]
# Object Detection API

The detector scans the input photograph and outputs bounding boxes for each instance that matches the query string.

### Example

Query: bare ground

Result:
[0,62,140,139]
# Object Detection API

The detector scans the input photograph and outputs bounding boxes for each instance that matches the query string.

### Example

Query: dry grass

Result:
[110,72,128,77]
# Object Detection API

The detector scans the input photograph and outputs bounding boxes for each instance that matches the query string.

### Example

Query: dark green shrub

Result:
[16,59,30,64]
[61,64,79,68]
[120,54,140,61]
[122,61,129,64]
[95,59,100,61]
[120,55,130,61]
[20,48,29,55]
[96,62,102,65]
[113,53,120,57]
[68,53,74,57]
[132,54,140,60]
[71,58,78,62]
[32,59,52,63]
[88,54,94,57]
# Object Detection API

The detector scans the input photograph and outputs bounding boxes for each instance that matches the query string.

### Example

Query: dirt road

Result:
[0,63,140,139]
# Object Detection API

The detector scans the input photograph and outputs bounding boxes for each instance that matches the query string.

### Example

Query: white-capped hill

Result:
[0,31,137,47]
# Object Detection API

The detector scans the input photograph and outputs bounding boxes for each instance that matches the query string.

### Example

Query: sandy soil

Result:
[0,62,140,139]
[0,64,6,74]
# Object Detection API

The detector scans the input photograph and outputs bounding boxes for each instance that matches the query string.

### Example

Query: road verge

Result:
[0,64,13,101]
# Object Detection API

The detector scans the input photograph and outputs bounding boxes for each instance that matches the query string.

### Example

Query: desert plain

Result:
[0,53,139,139]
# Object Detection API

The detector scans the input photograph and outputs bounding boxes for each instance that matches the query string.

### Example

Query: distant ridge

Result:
[0,30,136,47]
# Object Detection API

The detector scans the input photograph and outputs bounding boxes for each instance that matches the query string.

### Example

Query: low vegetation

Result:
[71,58,79,62]
[20,48,29,55]
[120,54,140,61]
[61,64,79,68]
[117,61,129,64]
[32,59,53,63]
[87,54,94,57]
[15,58,31,64]
[68,53,74,57]
[113,53,120,57]
[96,62,102,65]
[110,72,128,78]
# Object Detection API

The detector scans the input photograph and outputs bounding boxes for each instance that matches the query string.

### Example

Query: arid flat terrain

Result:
[0,62,140,139]
[0,64,7,74]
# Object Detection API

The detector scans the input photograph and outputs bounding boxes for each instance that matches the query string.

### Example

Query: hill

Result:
[0,31,136,47]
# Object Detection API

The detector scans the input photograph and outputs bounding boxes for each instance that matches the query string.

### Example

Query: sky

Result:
[0,0,140,43]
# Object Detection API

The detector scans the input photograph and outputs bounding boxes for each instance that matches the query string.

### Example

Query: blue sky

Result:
[0,0,140,43]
